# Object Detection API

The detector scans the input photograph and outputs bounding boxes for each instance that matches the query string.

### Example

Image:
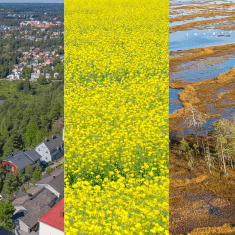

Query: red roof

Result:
[44,59,53,62]
[39,197,64,231]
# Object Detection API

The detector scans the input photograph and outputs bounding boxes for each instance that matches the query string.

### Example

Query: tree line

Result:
[176,106,235,176]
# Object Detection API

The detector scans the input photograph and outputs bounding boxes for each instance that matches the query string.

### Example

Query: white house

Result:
[35,134,64,164]
[39,197,64,235]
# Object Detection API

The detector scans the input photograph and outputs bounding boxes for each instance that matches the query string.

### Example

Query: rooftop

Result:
[39,197,64,232]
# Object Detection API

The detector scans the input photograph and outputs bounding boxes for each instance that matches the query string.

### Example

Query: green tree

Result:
[25,123,39,149]
[14,167,25,185]
[38,75,47,85]
[1,171,19,197]
[32,163,42,185]
[0,201,15,231]
[54,63,64,75]
[0,65,8,79]
[22,66,31,80]
[53,56,61,67]
[24,163,32,182]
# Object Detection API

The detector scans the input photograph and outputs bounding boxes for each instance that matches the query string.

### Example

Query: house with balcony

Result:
[35,134,64,165]
[1,149,41,176]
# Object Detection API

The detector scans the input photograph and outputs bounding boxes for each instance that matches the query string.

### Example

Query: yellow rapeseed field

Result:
[65,0,169,234]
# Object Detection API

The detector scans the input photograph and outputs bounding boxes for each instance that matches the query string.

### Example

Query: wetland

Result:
[169,0,235,234]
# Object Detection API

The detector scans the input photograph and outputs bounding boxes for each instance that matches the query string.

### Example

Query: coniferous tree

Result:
[32,163,42,185]
[24,163,32,182]
[0,201,15,231]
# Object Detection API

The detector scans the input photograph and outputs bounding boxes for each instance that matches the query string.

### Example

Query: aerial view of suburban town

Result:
[0,3,64,235]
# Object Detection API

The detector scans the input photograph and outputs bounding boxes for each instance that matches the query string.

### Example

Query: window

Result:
[46,150,48,153]
[38,148,41,151]
[12,167,14,171]
[45,157,48,160]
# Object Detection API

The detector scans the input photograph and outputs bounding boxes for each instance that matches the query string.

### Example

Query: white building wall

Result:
[13,205,27,215]
[39,222,64,235]
[35,183,60,198]
[19,220,30,233]
[35,143,52,164]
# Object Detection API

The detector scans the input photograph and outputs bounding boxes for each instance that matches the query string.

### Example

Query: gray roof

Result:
[12,187,44,206]
[2,149,41,170]
[15,190,27,199]
[19,187,57,228]
[43,134,64,152]
[25,149,41,162]
[0,226,14,235]
[36,168,64,194]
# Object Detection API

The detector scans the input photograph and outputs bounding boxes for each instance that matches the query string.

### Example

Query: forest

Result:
[0,80,64,162]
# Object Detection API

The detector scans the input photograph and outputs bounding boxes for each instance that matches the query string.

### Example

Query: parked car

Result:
[0,194,3,201]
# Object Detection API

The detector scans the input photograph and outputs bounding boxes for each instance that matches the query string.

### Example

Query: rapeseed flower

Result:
[65,0,169,234]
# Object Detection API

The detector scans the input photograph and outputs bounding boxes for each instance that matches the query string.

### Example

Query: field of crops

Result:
[65,0,169,234]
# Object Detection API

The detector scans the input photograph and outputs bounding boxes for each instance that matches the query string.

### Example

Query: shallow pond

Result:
[170,16,229,27]
[170,56,235,82]
[170,88,183,114]
[170,29,235,52]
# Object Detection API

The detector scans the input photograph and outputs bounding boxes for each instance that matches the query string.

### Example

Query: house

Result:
[42,47,52,55]
[44,58,53,65]
[20,61,28,66]
[39,197,64,235]
[35,134,64,164]
[1,149,41,176]
[24,54,30,59]
[39,52,44,57]
[30,61,38,66]
[30,73,40,81]
[45,73,51,79]
[54,72,60,79]
[12,187,57,234]
[22,51,29,55]
[7,74,15,80]
[35,167,64,199]
[36,68,41,74]
[0,226,14,235]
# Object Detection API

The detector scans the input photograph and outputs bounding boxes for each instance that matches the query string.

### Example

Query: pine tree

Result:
[32,163,42,185]
[24,162,32,182]
[1,171,19,197]
[0,201,15,231]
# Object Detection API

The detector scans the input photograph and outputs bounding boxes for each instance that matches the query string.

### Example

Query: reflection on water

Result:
[170,16,229,27]
[170,56,235,82]
[170,88,183,114]
[170,29,235,52]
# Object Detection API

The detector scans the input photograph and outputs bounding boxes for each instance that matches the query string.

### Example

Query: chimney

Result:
[53,175,56,178]
[45,138,48,141]
[27,193,33,200]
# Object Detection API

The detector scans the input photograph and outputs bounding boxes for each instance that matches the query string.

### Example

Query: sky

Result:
[0,0,63,2]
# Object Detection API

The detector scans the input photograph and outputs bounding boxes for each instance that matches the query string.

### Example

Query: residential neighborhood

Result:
[6,46,64,82]
[0,131,64,235]
[0,3,64,234]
